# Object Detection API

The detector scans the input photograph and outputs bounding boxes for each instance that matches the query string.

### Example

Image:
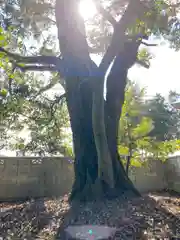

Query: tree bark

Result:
[105,46,141,197]
[55,0,142,201]
[55,0,99,201]
[92,79,114,190]
[126,147,132,175]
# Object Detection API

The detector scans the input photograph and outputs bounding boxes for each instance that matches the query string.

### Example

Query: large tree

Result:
[0,0,180,201]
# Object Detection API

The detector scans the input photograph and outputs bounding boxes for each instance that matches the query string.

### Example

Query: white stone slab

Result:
[65,225,117,239]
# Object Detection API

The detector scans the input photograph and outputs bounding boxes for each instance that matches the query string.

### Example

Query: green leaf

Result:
[0,89,8,97]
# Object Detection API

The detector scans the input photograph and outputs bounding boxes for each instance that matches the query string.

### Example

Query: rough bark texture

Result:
[55,0,98,200]
[92,75,114,189]
[55,0,145,201]
[104,40,143,197]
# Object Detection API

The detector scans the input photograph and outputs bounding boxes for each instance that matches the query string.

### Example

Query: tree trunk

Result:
[105,52,140,197]
[68,78,99,201]
[126,121,133,175]
[55,0,142,201]
[92,75,114,190]
[126,146,132,175]
[55,0,99,201]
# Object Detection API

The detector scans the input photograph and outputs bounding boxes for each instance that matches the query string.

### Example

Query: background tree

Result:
[118,81,154,174]
[119,83,180,173]
[146,93,180,141]
[0,71,72,156]
[0,28,71,156]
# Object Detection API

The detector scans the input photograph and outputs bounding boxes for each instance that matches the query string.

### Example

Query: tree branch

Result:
[141,41,158,47]
[0,47,67,76]
[0,144,5,151]
[29,93,66,111]
[49,93,66,121]
[166,2,180,8]
[28,99,50,110]
[99,0,147,75]
[136,59,150,68]
[43,93,66,105]
[0,47,58,65]
[16,64,57,72]
[93,1,117,27]
[55,0,92,72]
[8,64,16,95]
[54,93,66,103]
[33,80,61,98]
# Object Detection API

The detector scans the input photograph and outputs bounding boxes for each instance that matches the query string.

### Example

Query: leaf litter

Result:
[0,191,179,239]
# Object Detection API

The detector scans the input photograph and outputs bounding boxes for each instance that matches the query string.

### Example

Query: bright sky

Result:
[129,45,180,98]
[79,0,97,20]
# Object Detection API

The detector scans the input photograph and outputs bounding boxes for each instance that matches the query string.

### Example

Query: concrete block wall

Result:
[0,156,179,200]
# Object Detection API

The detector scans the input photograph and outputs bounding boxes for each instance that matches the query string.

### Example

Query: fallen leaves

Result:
[0,191,179,239]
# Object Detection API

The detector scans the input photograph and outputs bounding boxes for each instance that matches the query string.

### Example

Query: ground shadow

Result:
[56,191,180,239]
[132,193,180,239]
[0,192,179,239]
[0,198,52,239]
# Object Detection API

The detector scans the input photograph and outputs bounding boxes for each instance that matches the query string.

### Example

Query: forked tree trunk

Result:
[105,51,140,197]
[126,149,132,175]
[55,0,141,201]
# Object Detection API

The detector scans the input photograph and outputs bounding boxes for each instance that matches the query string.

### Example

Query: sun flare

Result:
[79,0,97,20]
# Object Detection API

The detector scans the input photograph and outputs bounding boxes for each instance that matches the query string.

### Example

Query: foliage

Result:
[119,82,180,169]
[0,70,72,155]
[146,93,180,141]
[0,19,72,156]
[0,0,55,39]
[145,139,179,161]
[118,81,154,168]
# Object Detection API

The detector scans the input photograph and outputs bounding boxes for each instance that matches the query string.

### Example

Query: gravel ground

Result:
[0,191,179,239]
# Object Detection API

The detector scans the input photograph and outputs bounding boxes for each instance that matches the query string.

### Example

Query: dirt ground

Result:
[0,191,179,239]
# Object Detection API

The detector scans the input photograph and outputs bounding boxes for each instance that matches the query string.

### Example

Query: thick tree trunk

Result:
[105,52,140,197]
[92,76,114,190]
[68,50,141,200]
[55,0,142,201]
[55,0,99,201]
[69,79,99,201]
